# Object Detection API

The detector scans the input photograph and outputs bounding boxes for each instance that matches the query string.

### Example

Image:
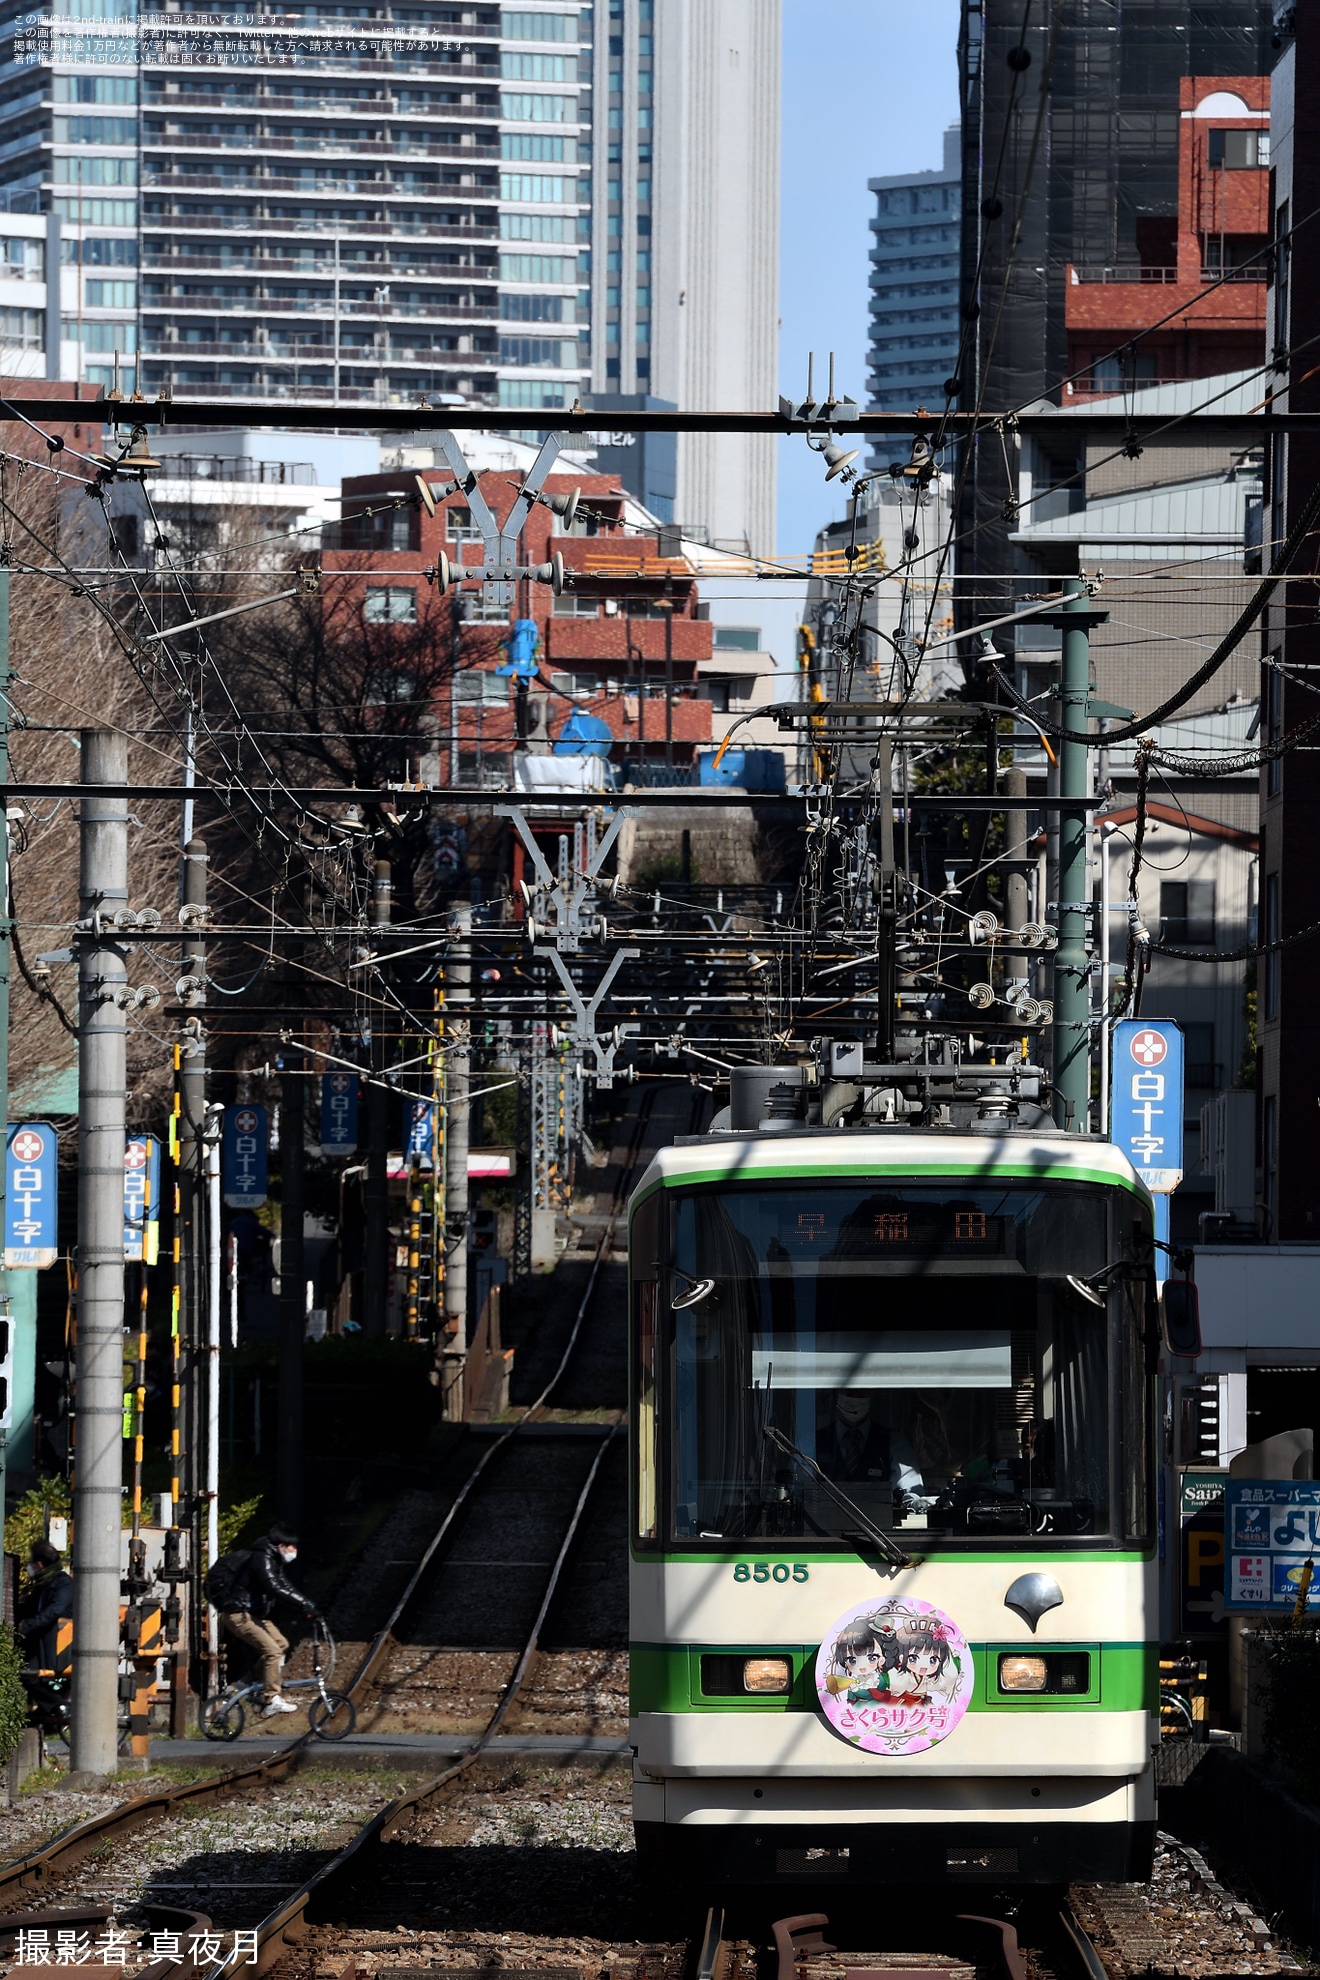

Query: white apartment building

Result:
[0,1,779,557]
[648,0,780,557]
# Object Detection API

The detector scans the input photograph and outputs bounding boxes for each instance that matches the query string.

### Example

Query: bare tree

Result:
[0,436,177,1123]
[199,561,502,934]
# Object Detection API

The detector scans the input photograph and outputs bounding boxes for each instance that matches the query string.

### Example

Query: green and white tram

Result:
[628,1105,1161,1889]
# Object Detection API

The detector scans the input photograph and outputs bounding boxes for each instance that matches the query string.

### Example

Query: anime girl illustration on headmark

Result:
[816,1597,974,1755]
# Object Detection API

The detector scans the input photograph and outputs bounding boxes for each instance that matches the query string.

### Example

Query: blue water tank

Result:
[553,710,614,758]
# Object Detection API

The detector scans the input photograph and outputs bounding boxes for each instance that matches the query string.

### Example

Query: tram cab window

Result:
[663,1182,1145,1546]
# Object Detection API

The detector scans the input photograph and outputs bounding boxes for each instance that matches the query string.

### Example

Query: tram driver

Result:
[821,1390,928,1508]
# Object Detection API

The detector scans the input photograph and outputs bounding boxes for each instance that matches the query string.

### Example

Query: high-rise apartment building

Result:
[865,123,960,469]
[0,3,139,390]
[646,0,779,556]
[138,4,593,410]
[0,0,778,552]
[508,0,778,553]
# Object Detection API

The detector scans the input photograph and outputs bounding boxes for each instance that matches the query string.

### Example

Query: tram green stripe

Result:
[636,1547,1155,1563]
[629,1643,1157,1715]
[630,1160,1152,1212]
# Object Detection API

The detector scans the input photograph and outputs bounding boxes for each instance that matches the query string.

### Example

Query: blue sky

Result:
[776,0,961,557]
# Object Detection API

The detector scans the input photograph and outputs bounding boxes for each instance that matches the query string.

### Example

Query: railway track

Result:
[0,1084,1302,1980]
[0,1085,687,1965]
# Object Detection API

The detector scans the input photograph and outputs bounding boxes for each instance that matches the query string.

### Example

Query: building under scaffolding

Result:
[955,0,1275,637]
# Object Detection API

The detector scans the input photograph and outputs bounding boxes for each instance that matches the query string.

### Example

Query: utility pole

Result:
[1049,579,1105,1132]
[178,836,206,1683]
[72,729,128,1776]
[873,737,897,1061]
[362,858,391,1338]
[1003,764,1030,932]
[662,575,674,774]
[277,1033,304,1528]
[0,566,11,1507]
[204,1103,221,1670]
[442,904,470,1421]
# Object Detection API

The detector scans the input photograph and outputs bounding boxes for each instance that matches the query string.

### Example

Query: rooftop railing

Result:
[157,453,318,482]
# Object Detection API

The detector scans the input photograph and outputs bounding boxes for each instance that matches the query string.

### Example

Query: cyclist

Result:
[215,1526,318,1718]
[16,1539,73,1668]
[15,1539,74,1736]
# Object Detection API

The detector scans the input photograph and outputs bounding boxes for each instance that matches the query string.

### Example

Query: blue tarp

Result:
[697,747,786,792]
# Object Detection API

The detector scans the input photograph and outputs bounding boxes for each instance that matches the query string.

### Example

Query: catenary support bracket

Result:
[538,946,640,1087]
[496,804,636,951]
[435,429,568,608]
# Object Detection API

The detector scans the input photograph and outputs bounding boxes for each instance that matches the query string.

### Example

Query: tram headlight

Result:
[998,1653,1048,1692]
[743,1656,792,1694]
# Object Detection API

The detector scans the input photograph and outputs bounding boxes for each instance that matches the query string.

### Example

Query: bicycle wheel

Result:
[307,1691,355,1742]
[202,1693,246,1742]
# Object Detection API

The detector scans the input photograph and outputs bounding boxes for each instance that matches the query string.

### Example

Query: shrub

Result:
[218,1494,266,1556]
[0,1624,28,1763]
[4,1480,71,1568]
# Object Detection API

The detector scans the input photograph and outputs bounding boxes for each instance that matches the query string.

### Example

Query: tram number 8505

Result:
[733,1563,810,1584]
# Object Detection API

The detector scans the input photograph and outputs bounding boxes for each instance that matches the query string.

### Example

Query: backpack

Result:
[204,1549,251,1611]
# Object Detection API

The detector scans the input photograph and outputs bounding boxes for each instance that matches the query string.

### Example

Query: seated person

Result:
[820,1391,927,1503]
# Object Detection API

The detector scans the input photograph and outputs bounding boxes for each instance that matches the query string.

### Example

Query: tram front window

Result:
[667,1183,1121,1543]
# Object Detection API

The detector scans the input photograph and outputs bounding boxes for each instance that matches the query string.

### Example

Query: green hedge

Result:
[0,1625,28,1763]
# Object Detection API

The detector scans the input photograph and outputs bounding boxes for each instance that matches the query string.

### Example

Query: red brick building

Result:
[323,466,713,784]
[1065,77,1270,398]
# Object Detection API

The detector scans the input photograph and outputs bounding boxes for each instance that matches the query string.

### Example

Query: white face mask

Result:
[278,1546,298,1562]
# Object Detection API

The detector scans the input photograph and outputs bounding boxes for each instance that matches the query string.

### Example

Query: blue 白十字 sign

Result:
[5,1122,58,1268]
[1111,1019,1184,1191]
[407,1101,434,1163]
[1225,1479,1320,1611]
[319,1071,359,1156]
[222,1105,268,1210]
[123,1135,161,1266]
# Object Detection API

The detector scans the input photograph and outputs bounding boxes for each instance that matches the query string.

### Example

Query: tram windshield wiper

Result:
[761,1422,913,1570]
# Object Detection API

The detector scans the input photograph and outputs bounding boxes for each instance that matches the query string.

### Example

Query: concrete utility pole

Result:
[442,904,471,1421]
[363,858,391,1338]
[873,737,897,1061]
[178,835,206,1651]
[72,729,129,1776]
[1003,765,1030,933]
[0,567,11,1502]
[204,1103,221,1665]
[277,1034,304,1529]
[1050,579,1105,1133]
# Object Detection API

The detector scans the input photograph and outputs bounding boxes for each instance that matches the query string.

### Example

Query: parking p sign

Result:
[1112,1020,1184,1192]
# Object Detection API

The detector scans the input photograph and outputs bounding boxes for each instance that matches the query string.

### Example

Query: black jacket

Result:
[17,1567,73,1671]
[232,1538,313,1621]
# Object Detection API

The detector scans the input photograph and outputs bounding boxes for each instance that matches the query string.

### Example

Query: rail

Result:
[179,1090,664,1977]
[765,1905,1105,1980]
[0,1089,665,1951]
